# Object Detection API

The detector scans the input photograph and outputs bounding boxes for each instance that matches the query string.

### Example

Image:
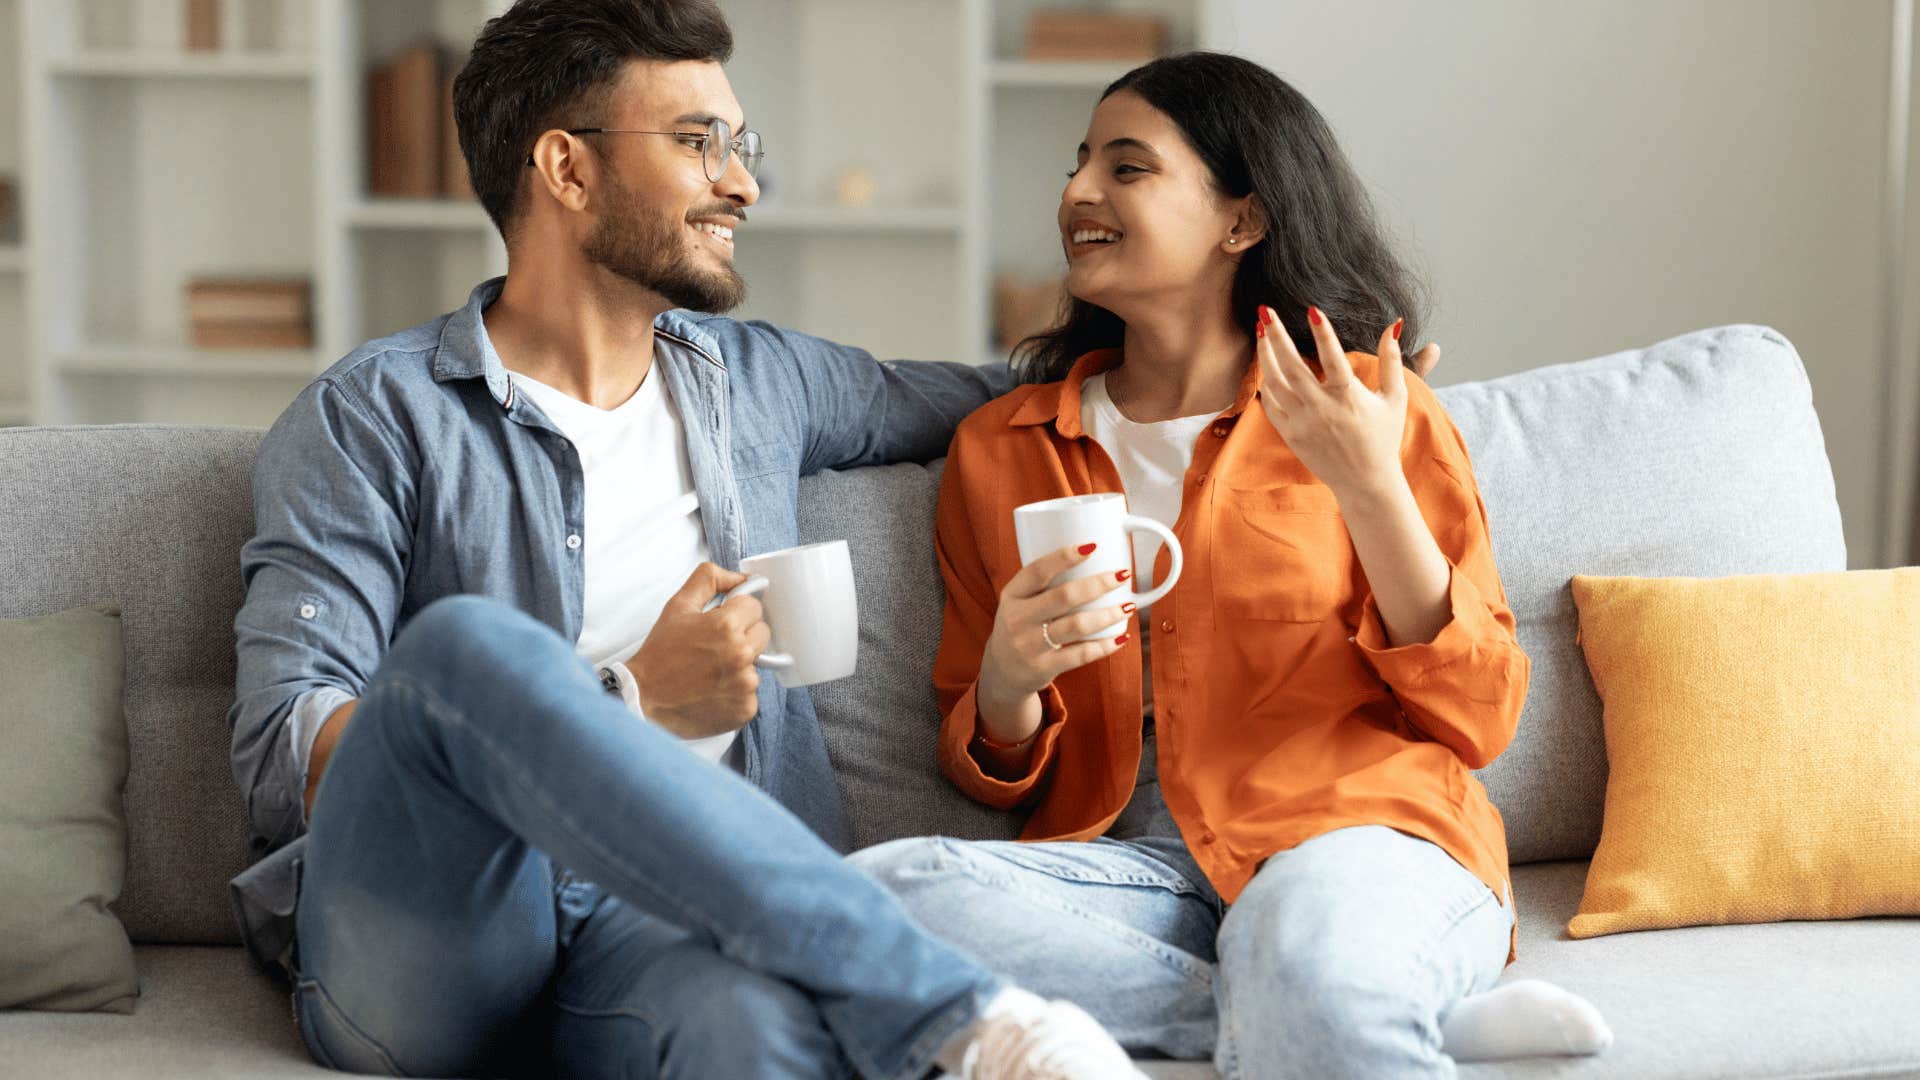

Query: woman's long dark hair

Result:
[1013,52,1427,385]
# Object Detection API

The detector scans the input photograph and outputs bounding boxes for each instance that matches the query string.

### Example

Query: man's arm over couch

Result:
[229,377,414,849]
[722,319,1017,474]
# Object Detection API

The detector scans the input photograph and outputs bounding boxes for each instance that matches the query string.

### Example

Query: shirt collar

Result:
[1007,347,1265,435]
[431,277,728,411]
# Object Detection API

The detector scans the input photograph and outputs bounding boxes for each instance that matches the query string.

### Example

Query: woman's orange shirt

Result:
[934,348,1528,965]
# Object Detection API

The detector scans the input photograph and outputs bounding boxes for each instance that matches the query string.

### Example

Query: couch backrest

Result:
[803,324,1846,863]
[0,324,1845,944]
[1,424,264,945]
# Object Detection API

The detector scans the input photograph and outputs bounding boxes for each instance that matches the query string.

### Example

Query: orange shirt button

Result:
[1195,473,1207,486]
[1210,423,1230,438]
[1159,619,1174,633]
[1200,831,1217,845]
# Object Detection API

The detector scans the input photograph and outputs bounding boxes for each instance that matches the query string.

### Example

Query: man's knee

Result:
[846,836,965,892]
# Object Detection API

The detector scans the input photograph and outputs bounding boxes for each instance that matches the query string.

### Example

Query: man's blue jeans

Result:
[292,594,999,1079]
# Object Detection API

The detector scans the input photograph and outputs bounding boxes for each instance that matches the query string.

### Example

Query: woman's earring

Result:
[1227,237,1239,245]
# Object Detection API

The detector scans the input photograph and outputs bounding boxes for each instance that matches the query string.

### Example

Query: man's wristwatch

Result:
[596,662,643,713]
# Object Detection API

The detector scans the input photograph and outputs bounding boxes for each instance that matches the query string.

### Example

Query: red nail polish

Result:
[1391,318,1403,341]
[1256,320,1265,339]
[1115,634,1130,646]
[1122,602,1138,614]
[1308,305,1323,327]
[1077,542,1097,555]
[1262,305,1276,325]
[1116,569,1131,582]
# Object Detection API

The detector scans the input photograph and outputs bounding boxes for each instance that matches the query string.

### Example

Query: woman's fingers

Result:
[1041,635,1128,681]
[1410,340,1441,379]
[1262,305,1321,396]
[1308,305,1356,388]
[1377,317,1408,404]
[1047,603,1133,643]
[1036,569,1132,620]
[1007,541,1097,600]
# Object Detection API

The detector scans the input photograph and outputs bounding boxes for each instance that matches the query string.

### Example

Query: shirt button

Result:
[1195,473,1207,486]
[1348,635,1357,643]
[566,533,582,550]
[1159,619,1174,633]
[297,603,317,620]
[1200,831,1217,845]
[1211,423,1230,437]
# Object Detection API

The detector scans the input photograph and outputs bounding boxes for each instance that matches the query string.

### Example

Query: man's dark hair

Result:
[452,0,733,241]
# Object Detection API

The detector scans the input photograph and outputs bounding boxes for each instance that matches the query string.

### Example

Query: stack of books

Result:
[185,277,313,350]
[368,42,473,200]
[1023,9,1168,61]
[0,177,15,244]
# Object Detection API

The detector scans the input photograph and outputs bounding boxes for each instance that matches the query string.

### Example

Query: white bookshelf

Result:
[0,0,23,425]
[6,0,1213,428]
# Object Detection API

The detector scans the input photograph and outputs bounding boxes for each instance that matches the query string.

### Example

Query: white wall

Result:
[1210,0,1916,568]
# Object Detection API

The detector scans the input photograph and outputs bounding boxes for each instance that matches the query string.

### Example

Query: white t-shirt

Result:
[508,358,740,768]
[1079,373,1214,721]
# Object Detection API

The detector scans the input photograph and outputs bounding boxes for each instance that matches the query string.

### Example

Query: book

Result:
[1024,10,1167,61]
[184,0,220,51]
[191,322,314,350]
[442,70,473,200]
[185,277,312,325]
[367,43,444,198]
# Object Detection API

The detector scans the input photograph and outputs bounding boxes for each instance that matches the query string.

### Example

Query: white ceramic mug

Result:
[701,539,858,688]
[1012,493,1183,642]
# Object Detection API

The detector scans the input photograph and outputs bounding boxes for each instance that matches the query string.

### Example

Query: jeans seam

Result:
[1406,885,1499,1005]
[921,841,1215,982]
[296,977,404,1076]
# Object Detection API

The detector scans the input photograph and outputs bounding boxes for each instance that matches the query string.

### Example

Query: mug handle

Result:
[699,575,796,669]
[1120,515,1183,608]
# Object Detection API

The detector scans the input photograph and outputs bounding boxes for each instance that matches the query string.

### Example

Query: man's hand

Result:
[628,562,770,739]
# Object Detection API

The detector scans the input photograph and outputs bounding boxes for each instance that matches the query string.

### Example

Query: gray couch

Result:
[3,324,1917,1079]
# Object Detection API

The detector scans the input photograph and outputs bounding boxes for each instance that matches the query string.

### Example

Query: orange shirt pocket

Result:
[1213,483,1357,622]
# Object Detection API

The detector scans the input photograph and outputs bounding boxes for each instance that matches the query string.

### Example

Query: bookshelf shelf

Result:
[56,345,319,379]
[345,198,491,231]
[991,59,1136,88]
[2,0,1208,428]
[47,52,314,80]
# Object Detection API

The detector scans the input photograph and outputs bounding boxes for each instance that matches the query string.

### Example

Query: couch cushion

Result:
[0,425,265,946]
[0,602,138,1012]
[8,884,1912,1079]
[1437,326,1845,864]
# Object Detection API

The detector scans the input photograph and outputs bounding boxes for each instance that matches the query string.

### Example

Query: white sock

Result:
[1439,978,1614,1062]
[935,987,1034,1075]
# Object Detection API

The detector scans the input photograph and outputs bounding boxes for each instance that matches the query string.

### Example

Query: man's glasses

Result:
[524,117,764,183]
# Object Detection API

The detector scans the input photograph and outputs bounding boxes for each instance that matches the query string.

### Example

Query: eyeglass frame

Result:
[523,117,764,183]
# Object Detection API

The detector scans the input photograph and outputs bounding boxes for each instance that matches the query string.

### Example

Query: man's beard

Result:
[582,174,746,314]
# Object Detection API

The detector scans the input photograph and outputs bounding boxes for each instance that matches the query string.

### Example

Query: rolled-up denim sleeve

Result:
[229,378,414,847]
[743,321,1015,474]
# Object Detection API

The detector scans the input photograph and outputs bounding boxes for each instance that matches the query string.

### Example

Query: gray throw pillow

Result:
[0,602,137,1013]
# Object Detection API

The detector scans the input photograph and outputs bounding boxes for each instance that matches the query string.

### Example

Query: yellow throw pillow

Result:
[1566,568,1920,939]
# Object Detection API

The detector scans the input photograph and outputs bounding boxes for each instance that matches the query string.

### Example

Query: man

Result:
[227,1,1152,1077]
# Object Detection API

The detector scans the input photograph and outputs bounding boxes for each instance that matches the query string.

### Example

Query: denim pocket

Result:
[294,977,403,1076]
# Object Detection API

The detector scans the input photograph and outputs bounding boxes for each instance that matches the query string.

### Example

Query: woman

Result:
[850,53,1613,1078]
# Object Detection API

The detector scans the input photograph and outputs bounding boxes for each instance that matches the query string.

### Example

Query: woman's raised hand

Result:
[1253,304,1411,499]
[975,542,1134,741]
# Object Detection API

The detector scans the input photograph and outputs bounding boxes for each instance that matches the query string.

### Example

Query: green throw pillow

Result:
[0,602,137,1013]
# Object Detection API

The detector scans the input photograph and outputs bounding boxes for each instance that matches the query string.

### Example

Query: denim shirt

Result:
[228,277,1014,968]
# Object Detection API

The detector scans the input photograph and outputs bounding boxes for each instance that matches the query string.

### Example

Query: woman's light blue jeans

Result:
[849,732,1516,1080]
[292,594,998,1080]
